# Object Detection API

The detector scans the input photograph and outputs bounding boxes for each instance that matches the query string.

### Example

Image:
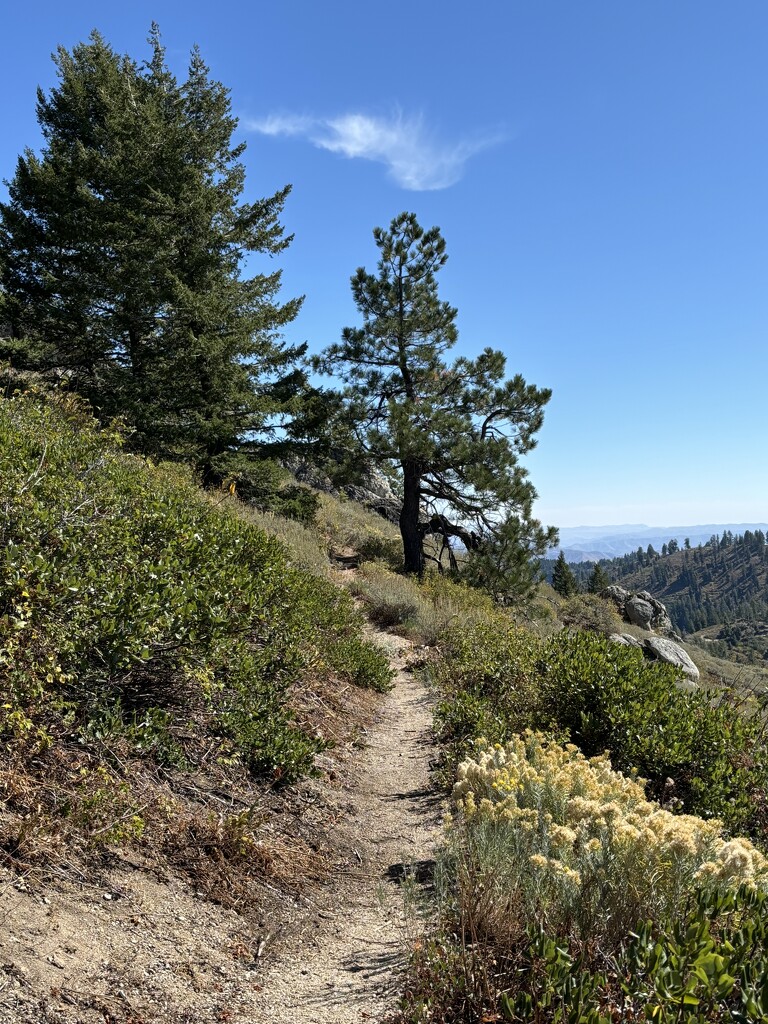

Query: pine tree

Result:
[314,212,556,593]
[586,563,609,594]
[0,28,303,479]
[552,551,578,597]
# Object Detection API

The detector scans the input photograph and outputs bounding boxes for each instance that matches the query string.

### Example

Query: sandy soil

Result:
[0,631,441,1024]
[255,632,441,1023]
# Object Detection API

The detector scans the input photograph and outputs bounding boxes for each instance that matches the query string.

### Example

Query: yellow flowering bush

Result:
[450,732,768,943]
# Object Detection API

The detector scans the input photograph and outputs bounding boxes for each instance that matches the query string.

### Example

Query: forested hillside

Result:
[607,530,768,639]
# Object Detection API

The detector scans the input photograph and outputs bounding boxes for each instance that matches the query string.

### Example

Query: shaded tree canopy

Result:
[314,212,556,597]
[552,551,579,597]
[587,562,610,594]
[0,27,305,481]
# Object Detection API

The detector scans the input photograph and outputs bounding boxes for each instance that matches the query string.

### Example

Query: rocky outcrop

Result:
[602,586,672,634]
[287,458,401,522]
[602,585,631,606]
[625,595,655,630]
[609,632,644,649]
[643,636,700,686]
[343,472,401,522]
[608,632,700,688]
[603,585,699,686]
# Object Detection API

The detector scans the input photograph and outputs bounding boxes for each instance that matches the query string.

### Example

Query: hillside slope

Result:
[0,389,403,1021]
[609,530,768,644]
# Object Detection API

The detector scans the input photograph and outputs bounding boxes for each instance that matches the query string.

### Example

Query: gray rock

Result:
[625,596,655,630]
[646,596,673,633]
[609,633,644,648]
[344,479,401,522]
[602,586,630,610]
[602,586,672,634]
[286,458,401,522]
[643,636,700,685]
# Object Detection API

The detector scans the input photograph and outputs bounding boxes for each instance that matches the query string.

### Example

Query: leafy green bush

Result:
[405,888,768,1024]
[506,886,768,1023]
[0,390,390,781]
[218,456,321,525]
[430,621,544,776]
[430,621,768,835]
[537,631,768,832]
[408,597,768,1023]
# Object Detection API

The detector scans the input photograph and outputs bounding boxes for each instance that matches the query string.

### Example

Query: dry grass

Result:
[690,643,768,696]
[222,487,404,576]
[347,563,498,646]
[239,506,331,576]
[315,492,402,562]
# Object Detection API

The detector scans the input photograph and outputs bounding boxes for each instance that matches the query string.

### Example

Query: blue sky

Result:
[2,2,766,528]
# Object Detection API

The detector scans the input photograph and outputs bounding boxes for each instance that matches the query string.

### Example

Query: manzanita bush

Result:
[0,389,391,780]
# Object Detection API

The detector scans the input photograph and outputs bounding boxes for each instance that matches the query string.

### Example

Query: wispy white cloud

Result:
[250,113,315,137]
[246,110,503,191]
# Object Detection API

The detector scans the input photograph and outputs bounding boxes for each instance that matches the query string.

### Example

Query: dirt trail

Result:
[255,631,441,1023]
[0,627,441,1024]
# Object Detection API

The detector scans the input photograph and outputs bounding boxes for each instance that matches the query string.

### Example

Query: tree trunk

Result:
[400,460,423,576]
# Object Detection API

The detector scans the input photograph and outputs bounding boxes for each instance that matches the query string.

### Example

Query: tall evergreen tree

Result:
[315,212,556,594]
[552,550,578,597]
[0,28,303,479]
[586,562,610,594]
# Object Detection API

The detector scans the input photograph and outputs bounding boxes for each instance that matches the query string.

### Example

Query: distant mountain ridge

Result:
[550,523,768,562]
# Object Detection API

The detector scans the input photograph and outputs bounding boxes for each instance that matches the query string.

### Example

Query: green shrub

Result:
[269,484,321,525]
[429,619,768,835]
[430,621,544,776]
[537,631,768,832]
[221,456,321,525]
[0,390,390,781]
[558,592,623,634]
[506,886,768,1023]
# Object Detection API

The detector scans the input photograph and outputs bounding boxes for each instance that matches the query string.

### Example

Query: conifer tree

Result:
[315,212,556,593]
[552,550,578,597]
[587,562,609,594]
[0,28,303,480]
